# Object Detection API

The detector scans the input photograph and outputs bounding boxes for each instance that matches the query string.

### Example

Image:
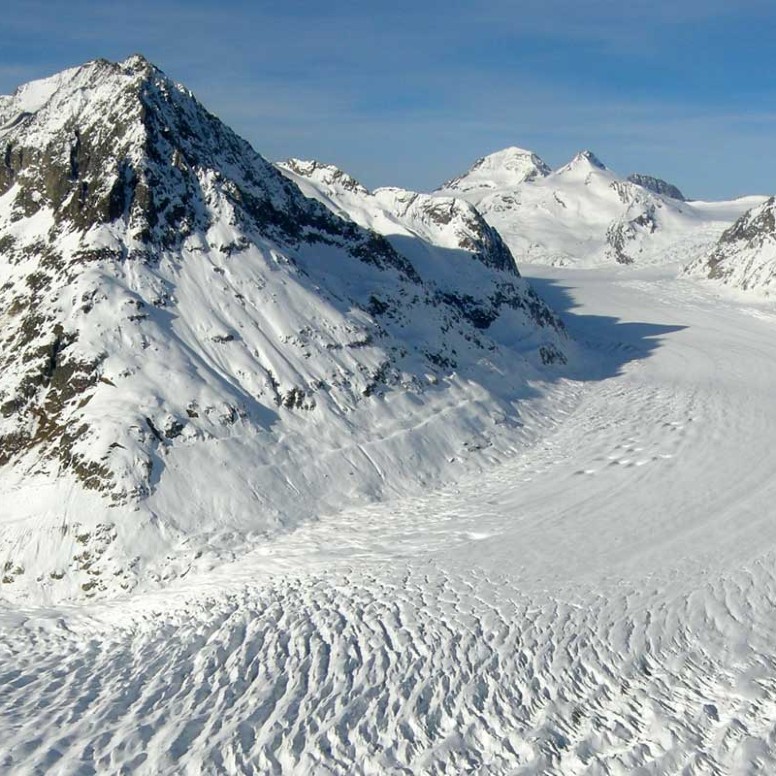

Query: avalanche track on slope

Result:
[3,266,776,775]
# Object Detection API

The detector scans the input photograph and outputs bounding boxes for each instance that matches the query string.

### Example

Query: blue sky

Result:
[2,1,775,198]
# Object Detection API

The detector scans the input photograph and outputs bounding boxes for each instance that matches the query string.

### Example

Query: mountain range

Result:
[6,53,776,776]
[3,55,776,601]
[437,146,765,268]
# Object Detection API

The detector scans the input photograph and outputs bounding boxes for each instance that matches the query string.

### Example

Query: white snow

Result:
[438,147,767,267]
[440,145,552,193]
[4,262,776,773]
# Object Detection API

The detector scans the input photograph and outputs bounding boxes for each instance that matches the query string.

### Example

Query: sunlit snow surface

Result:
[438,147,766,269]
[4,264,776,774]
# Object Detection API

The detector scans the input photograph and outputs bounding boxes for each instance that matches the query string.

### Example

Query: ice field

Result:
[3,264,776,775]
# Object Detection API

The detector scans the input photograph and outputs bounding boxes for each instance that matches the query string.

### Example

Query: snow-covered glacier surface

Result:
[4,264,776,775]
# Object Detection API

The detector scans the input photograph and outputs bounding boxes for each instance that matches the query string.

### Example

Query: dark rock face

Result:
[386,192,518,275]
[464,218,517,274]
[627,174,686,202]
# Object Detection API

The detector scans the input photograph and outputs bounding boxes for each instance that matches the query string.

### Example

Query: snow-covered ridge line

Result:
[437,145,766,267]
[277,156,519,274]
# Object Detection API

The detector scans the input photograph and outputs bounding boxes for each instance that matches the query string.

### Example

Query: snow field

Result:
[4,264,776,773]
[6,561,776,775]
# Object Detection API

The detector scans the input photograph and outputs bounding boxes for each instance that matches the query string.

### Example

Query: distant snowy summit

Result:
[281,151,775,292]
[438,146,762,267]
[440,146,551,193]
[0,57,567,601]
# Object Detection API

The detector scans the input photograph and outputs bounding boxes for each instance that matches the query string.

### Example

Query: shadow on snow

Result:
[526,274,688,382]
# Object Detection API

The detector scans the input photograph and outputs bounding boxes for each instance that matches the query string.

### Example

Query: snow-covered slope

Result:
[439,145,551,193]
[277,157,517,274]
[685,196,776,295]
[438,147,764,267]
[6,264,776,774]
[0,57,567,602]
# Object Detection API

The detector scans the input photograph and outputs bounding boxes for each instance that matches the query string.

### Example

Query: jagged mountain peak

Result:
[0,56,408,266]
[121,52,156,71]
[558,150,608,174]
[0,58,567,600]
[279,158,370,196]
[3,54,162,124]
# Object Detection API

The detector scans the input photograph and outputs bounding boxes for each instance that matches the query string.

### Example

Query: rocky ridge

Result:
[626,173,686,202]
[278,157,519,274]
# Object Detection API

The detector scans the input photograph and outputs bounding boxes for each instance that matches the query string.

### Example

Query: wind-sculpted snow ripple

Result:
[4,264,776,774]
[3,561,776,775]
